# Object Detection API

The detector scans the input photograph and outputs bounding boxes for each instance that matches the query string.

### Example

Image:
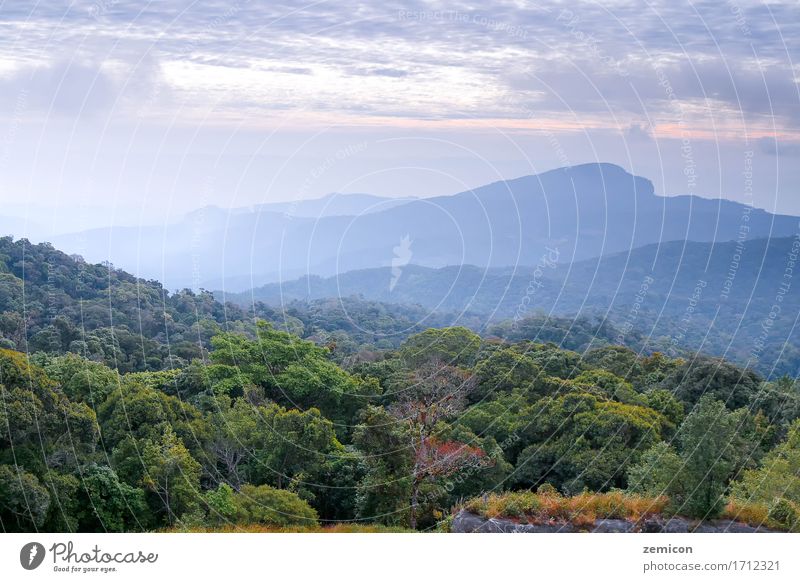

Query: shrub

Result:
[723,500,770,529]
[204,483,240,525]
[768,499,799,530]
[235,485,318,527]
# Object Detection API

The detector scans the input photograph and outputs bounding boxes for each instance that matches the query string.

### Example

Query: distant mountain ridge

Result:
[228,235,800,376]
[36,163,800,291]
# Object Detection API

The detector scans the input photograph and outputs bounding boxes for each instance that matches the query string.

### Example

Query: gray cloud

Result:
[624,123,654,141]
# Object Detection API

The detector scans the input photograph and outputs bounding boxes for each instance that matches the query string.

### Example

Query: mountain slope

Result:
[231,235,800,376]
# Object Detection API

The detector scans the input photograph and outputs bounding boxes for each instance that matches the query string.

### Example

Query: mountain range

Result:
[29,163,798,292]
[227,235,800,377]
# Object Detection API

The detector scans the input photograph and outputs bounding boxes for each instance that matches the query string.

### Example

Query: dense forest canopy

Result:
[1,237,800,532]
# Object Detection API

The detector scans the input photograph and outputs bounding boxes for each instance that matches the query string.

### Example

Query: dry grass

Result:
[465,491,798,532]
[722,500,771,529]
[465,490,667,526]
[722,500,799,532]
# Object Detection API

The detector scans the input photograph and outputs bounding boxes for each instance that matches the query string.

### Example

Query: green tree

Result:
[659,356,761,409]
[97,380,209,457]
[39,352,120,405]
[731,419,800,513]
[0,464,50,531]
[398,327,481,368]
[514,392,666,493]
[628,395,754,518]
[209,321,379,432]
[470,347,544,403]
[115,427,202,525]
[75,464,151,532]
[0,349,99,469]
[203,482,240,525]
[352,405,412,525]
[250,403,342,493]
[234,484,318,527]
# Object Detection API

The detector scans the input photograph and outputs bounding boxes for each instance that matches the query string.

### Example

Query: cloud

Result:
[0,0,795,136]
[624,123,653,141]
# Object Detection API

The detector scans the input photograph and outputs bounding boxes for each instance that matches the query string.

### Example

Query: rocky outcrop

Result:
[450,510,775,533]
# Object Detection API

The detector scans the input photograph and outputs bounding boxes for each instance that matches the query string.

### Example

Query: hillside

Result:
[0,236,489,371]
[234,236,800,376]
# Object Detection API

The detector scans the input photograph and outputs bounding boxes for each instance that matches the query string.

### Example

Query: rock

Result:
[449,510,776,533]
[707,520,771,533]
[639,518,666,533]
[692,523,721,533]
[662,518,691,533]
[592,519,634,533]
[451,511,574,533]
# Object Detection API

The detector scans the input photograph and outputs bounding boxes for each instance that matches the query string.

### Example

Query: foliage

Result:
[0,242,798,533]
[232,484,318,527]
[514,392,667,493]
[398,327,481,368]
[628,396,755,518]
[0,464,50,531]
[730,419,800,522]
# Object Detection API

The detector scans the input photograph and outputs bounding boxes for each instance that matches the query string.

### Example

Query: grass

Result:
[463,491,798,532]
[722,500,799,532]
[164,523,413,533]
[465,490,666,526]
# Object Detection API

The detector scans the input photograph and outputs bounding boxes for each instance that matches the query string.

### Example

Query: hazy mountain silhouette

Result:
[43,163,798,291]
[230,235,800,376]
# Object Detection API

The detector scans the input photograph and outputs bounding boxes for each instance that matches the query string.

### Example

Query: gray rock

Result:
[451,511,574,533]
[592,519,635,533]
[707,520,771,533]
[639,518,666,533]
[662,518,691,533]
[692,523,721,533]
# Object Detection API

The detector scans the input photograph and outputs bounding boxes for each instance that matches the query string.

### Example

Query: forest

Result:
[1,237,800,532]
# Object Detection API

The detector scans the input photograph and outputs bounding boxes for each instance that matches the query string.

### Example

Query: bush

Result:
[204,483,240,525]
[235,485,318,527]
[768,499,799,530]
[722,500,770,528]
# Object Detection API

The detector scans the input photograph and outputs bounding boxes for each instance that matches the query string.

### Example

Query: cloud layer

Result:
[0,0,796,137]
[0,1,798,220]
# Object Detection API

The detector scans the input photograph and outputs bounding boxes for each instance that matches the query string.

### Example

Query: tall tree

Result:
[389,362,486,529]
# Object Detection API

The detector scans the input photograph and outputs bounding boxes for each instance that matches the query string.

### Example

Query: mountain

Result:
[180,193,416,231]
[249,192,416,217]
[230,235,800,376]
[44,192,416,291]
[42,163,800,291]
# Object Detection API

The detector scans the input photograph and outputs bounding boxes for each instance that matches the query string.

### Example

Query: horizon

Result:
[3,160,798,241]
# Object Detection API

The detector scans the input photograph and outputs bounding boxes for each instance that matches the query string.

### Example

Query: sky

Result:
[0,0,798,233]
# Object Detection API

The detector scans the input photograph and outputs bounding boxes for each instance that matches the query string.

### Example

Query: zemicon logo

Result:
[20,542,46,570]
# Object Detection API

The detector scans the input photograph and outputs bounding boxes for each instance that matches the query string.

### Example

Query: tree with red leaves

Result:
[390,361,489,529]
